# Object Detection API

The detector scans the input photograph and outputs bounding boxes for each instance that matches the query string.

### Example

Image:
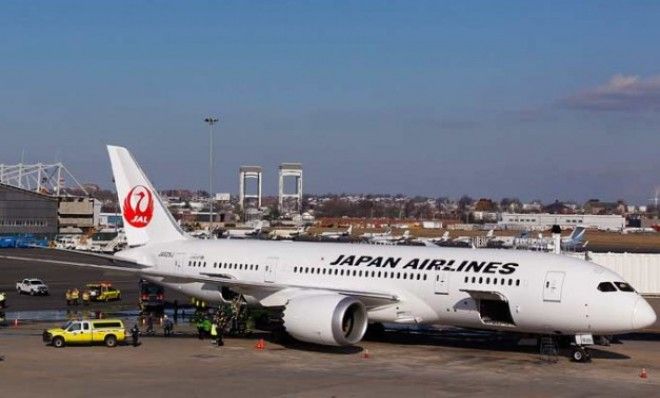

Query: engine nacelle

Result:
[282,294,368,346]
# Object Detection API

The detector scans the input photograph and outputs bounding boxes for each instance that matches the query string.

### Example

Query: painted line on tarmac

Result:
[0,255,139,274]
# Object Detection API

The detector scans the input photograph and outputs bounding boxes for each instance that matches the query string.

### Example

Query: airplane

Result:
[367,230,411,245]
[319,225,353,240]
[14,145,656,362]
[224,222,264,239]
[411,231,451,247]
[268,226,306,240]
[511,227,587,252]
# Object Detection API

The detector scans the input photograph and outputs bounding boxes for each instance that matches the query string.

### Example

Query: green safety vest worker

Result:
[211,323,218,337]
[202,319,212,332]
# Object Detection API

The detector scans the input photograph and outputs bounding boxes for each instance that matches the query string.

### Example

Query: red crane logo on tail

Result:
[123,185,154,228]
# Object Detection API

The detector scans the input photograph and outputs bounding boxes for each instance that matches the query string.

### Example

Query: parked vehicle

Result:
[139,279,164,313]
[16,279,49,296]
[43,319,126,348]
[85,282,121,302]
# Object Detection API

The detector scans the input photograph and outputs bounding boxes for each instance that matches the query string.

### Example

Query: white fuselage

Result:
[117,239,656,336]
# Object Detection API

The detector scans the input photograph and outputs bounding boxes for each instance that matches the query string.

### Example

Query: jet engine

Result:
[282,294,368,346]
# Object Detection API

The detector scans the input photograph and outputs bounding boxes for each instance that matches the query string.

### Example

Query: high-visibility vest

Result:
[211,324,218,337]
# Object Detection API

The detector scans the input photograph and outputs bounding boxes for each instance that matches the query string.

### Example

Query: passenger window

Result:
[516,279,520,286]
[613,282,635,292]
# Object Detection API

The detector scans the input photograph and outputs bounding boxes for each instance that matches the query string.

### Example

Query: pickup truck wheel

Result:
[53,337,65,348]
[104,335,117,347]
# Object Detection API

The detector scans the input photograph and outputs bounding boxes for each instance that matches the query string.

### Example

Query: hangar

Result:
[0,183,58,235]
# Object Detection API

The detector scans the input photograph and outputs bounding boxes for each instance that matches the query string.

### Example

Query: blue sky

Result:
[1,1,659,203]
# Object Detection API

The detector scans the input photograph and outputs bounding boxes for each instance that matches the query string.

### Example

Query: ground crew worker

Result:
[195,314,204,340]
[210,321,219,346]
[163,315,173,337]
[131,324,140,347]
[81,290,89,305]
[216,314,225,346]
[146,315,154,335]
[71,288,79,305]
[202,317,212,339]
[65,289,72,306]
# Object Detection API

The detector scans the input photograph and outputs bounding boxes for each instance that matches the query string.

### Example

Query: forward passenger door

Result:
[543,271,565,302]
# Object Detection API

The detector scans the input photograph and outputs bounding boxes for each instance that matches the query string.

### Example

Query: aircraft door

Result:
[434,270,450,295]
[264,257,278,283]
[543,271,565,302]
[174,253,187,269]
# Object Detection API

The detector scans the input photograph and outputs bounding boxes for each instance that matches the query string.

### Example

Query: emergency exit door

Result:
[434,270,449,295]
[543,271,565,302]
[264,257,278,283]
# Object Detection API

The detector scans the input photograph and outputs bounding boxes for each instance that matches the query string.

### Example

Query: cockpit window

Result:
[613,282,635,292]
[597,282,617,292]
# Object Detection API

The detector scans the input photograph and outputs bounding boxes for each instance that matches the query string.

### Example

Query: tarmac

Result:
[1,249,660,397]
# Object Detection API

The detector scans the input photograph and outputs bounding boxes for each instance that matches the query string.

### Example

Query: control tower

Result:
[278,163,303,214]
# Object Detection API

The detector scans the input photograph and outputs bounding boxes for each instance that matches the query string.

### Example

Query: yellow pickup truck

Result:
[43,319,126,348]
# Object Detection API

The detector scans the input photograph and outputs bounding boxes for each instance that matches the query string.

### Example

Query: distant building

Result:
[57,197,101,232]
[0,183,58,235]
[499,213,625,231]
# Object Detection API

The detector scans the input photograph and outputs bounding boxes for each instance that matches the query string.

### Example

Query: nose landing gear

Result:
[571,334,594,363]
[571,346,591,362]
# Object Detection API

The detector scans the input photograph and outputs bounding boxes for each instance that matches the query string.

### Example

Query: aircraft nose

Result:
[632,298,657,330]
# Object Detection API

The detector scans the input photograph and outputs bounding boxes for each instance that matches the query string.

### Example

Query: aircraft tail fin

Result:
[568,226,586,243]
[107,145,186,247]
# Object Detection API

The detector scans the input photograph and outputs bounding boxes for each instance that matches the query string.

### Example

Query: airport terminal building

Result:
[0,183,58,235]
[499,212,626,231]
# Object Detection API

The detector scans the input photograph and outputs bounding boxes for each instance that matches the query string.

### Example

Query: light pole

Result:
[204,116,219,235]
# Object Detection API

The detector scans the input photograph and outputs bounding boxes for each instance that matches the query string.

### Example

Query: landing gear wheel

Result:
[571,347,591,362]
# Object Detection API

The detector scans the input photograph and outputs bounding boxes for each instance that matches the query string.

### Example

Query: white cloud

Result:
[562,74,660,111]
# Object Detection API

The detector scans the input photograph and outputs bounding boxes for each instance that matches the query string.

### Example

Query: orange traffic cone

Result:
[255,338,265,350]
[362,349,370,359]
[640,368,648,379]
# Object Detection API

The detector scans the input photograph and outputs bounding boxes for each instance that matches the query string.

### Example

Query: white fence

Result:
[568,252,660,296]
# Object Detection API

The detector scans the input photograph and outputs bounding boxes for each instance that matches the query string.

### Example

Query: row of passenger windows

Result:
[0,219,48,227]
[464,275,520,287]
[188,260,259,272]
[293,266,429,281]
[186,260,522,288]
